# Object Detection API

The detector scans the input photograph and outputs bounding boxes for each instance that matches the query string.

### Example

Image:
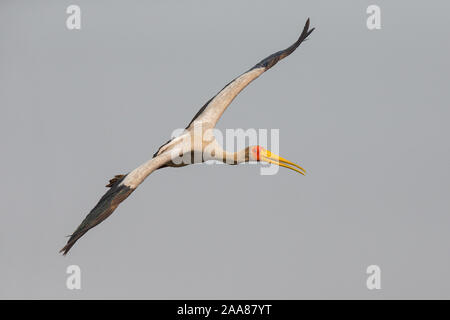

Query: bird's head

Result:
[247,145,306,175]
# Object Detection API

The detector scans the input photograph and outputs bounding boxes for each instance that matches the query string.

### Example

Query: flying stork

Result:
[60,19,314,255]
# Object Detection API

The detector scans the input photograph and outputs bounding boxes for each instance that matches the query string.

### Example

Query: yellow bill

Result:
[260,149,306,175]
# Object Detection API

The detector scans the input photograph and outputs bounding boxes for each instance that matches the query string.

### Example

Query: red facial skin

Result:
[252,146,263,161]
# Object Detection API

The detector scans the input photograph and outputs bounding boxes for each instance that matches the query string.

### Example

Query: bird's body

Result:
[60,19,314,255]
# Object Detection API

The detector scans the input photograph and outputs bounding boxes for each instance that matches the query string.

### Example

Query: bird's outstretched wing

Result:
[60,152,174,255]
[186,18,314,128]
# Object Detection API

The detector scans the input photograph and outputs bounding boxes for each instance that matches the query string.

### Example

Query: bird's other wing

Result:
[185,18,314,129]
[60,152,175,255]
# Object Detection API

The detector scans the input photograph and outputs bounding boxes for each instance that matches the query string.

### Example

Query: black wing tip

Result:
[59,244,71,256]
[60,230,86,255]
[59,180,134,256]
[304,18,311,33]
[252,18,314,71]
[59,237,78,255]
[303,18,315,36]
[302,18,315,41]
[292,18,315,51]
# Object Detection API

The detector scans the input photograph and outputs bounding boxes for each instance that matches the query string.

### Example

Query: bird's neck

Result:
[220,149,248,165]
[206,140,248,165]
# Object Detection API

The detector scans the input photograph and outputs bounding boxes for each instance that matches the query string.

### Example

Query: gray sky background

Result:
[1,0,450,299]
